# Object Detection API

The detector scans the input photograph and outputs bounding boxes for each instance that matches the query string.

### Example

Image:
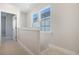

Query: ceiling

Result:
[11,3,35,13]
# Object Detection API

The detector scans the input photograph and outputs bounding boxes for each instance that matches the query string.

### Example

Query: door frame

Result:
[0,11,17,42]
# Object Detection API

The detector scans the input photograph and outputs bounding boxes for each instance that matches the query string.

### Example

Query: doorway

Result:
[1,12,17,43]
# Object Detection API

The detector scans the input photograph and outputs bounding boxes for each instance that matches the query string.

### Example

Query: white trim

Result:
[40,48,50,55]
[17,40,34,55]
[0,11,1,46]
[41,44,78,55]
[52,45,78,55]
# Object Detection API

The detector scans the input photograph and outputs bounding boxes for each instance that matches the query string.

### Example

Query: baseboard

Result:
[41,44,78,55]
[17,39,78,55]
[52,45,78,55]
[17,40,34,55]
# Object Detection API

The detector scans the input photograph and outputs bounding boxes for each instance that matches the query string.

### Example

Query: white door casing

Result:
[13,15,17,41]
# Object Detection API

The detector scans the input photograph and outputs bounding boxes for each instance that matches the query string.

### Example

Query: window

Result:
[41,7,50,19]
[40,7,51,31]
[32,6,51,32]
[32,13,38,23]
[32,12,40,29]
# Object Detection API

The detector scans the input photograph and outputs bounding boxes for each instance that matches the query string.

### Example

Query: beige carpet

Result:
[0,38,30,55]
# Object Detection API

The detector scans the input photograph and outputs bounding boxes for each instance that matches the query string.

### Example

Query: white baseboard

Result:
[52,45,78,55]
[41,44,78,55]
[17,39,78,55]
[17,40,34,55]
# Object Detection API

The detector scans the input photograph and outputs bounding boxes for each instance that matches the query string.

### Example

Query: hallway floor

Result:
[0,37,30,55]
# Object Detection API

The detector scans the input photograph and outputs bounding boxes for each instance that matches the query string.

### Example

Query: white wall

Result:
[52,3,79,53]
[20,12,27,28]
[0,3,20,28]
[26,3,79,54]
[17,28,40,54]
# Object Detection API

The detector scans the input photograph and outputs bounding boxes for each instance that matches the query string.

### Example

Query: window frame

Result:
[39,6,52,33]
[32,6,52,33]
